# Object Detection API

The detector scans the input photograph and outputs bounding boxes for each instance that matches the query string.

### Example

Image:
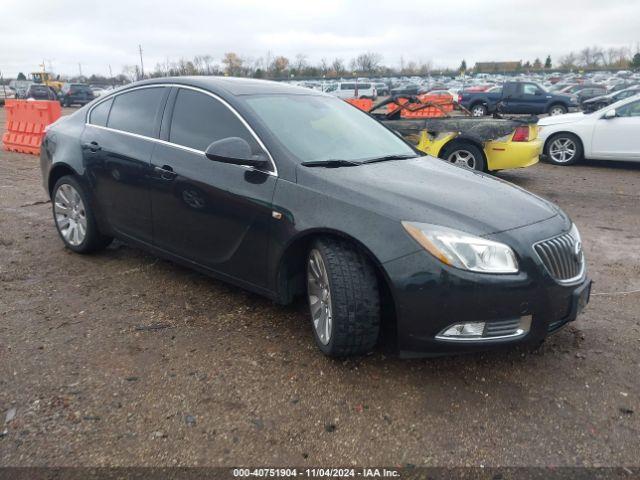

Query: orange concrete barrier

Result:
[387,94,454,118]
[2,99,61,155]
[344,98,373,112]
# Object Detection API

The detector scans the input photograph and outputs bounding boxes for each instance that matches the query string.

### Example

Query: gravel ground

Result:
[0,106,639,467]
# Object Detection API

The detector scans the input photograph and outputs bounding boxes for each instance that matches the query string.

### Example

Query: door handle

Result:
[155,165,177,180]
[82,141,101,152]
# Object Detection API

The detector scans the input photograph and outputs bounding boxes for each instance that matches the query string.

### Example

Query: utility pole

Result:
[78,63,83,78]
[108,64,113,86]
[0,71,7,99]
[138,44,145,79]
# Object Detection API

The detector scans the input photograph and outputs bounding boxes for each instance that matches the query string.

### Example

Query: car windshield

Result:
[244,94,416,163]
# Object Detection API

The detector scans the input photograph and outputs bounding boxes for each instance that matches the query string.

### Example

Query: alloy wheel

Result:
[471,106,485,117]
[549,107,565,116]
[447,150,477,170]
[54,183,87,246]
[549,138,576,163]
[307,249,332,345]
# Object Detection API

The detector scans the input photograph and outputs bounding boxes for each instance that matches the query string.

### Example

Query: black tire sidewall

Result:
[441,142,486,172]
[307,238,380,357]
[52,175,108,253]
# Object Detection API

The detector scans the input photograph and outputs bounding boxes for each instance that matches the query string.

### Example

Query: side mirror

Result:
[204,137,269,168]
[603,109,617,119]
[534,90,542,96]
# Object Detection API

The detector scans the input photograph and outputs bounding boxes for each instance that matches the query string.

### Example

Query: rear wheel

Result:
[470,104,487,116]
[440,142,486,171]
[544,133,583,166]
[52,175,112,253]
[548,104,567,116]
[306,238,380,357]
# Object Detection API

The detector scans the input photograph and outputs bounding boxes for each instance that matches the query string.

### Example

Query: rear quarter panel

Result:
[40,111,87,195]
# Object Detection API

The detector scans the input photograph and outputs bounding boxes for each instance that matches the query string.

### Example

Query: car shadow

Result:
[580,159,640,170]
[99,227,586,386]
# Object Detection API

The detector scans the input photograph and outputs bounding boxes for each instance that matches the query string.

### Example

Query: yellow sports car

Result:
[415,124,542,172]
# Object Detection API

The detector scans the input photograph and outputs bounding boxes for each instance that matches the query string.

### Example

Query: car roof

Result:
[133,76,320,96]
[607,92,640,110]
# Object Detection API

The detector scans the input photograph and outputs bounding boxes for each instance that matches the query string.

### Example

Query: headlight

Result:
[402,221,519,273]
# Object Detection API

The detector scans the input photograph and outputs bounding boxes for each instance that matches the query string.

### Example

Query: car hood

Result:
[538,112,587,125]
[297,157,560,236]
[583,94,609,104]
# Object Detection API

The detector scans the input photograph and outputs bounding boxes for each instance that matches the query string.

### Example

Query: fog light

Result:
[440,322,485,338]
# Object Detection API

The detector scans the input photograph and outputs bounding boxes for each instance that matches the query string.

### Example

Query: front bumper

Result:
[383,218,590,357]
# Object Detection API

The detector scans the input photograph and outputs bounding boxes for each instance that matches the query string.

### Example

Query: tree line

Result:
[558,45,640,70]
[122,46,640,82]
[119,51,436,81]
[7,44,639,85]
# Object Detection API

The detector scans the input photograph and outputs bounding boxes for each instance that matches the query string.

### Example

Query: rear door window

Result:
[107,87,166,137]
[169,88,259,152]
[89,98,113,127]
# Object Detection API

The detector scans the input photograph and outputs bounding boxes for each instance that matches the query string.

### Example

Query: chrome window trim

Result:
[85,83,278,177]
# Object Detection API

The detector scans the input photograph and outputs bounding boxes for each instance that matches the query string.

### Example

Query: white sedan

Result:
[538,94,640,165]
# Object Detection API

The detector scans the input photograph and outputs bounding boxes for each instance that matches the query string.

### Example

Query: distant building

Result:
[474,61,522,73]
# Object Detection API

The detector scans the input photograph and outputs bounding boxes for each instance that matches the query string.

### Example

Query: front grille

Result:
[534,231,584,282]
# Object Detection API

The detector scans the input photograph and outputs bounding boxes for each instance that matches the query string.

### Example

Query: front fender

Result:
[267,178,421,295]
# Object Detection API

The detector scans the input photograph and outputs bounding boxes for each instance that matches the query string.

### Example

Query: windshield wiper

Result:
[360,154,420,164]
[301,159,361,168]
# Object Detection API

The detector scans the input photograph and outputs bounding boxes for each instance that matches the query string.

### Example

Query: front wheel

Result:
[544,133,583,166]
[306,238,380,357]
[52,176,113,253]
[548,104,567,116]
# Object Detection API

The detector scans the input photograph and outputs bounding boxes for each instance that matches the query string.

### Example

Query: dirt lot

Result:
[1,106,639,468]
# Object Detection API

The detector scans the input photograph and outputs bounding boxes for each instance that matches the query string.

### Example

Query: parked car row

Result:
[5,81,116,107]
[288,70,640,118]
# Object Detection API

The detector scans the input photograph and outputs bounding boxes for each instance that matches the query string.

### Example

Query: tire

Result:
[306,238,380,357]
[544,133,583,166]
[470,103,487,117]
[440,141,486,171]
[52,175,113,253]
[548,104,567,116]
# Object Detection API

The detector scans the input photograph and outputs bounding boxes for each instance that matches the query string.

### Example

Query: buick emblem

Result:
[574,240,583,262]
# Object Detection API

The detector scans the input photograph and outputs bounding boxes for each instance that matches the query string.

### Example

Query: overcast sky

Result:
[2,0,639,78]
